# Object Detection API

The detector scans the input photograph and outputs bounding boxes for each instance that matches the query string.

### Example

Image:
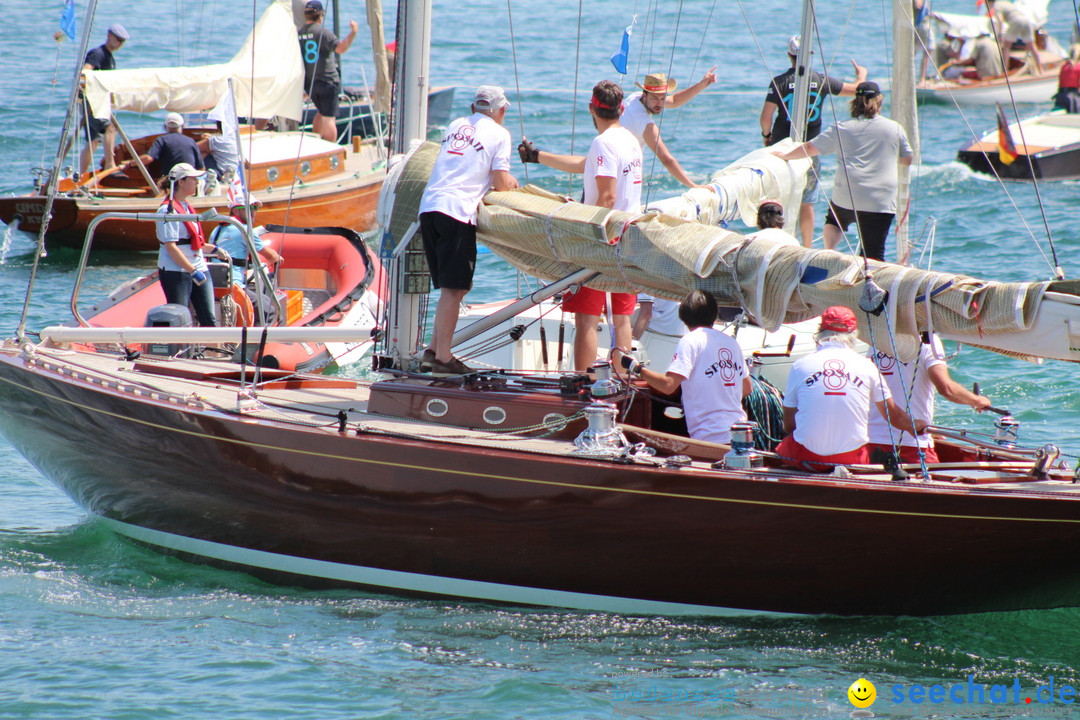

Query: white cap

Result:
[473,85,510,111]
[164,112,184,128]
[168,162,206,181]
[788,35,800,56]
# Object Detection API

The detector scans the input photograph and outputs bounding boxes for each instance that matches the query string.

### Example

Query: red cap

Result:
[819,306,857,332]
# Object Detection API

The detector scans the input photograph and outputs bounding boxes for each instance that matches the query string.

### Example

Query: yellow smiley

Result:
[847,678,876,709]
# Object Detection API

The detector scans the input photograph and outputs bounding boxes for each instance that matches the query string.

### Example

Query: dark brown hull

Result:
[0,180,381,252]
[957,144,1080,181]
[1,351,1079,616]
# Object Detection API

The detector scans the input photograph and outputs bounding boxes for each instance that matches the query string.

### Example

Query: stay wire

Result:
[505,0,529,184]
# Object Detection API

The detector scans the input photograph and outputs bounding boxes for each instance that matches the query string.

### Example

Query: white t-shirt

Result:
[419,113,512,224]
[156,203,208,273]
[783,341,890,455]
[584,125,643,213]
[867,337,946,448]
[666,326,749,444]
[639,295,688,336]
[619,93,653,146]
[746,227,800,246]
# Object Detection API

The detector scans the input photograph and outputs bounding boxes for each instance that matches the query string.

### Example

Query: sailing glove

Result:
[620,355,643,376]
[190,269,208,286]
[518,139,540,164]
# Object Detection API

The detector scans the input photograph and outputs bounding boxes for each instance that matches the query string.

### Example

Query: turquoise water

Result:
[3,1,1080,718]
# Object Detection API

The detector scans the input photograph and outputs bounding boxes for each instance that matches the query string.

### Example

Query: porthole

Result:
[266,167,279,182]
[426,399,448,418]
[329,156,340,170]
[299,161,311,176]
[482,406,507,425]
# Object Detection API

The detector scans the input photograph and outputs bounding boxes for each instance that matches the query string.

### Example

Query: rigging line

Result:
[982,2,1061,278]
[810,20,867,264]
[42,41,66,169]
[641,0,687,207]
[665,0,719,144]
[505,0,529,184]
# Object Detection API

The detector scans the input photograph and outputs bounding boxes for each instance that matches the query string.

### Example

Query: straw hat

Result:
[635,72,677,94]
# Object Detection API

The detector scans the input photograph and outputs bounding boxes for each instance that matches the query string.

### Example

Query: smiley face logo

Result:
[847,678,876,708]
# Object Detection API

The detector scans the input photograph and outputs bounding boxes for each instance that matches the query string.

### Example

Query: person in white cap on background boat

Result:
[78,23,129,175]
[126,112,204,183]
[617,69,717,191]
[418,85,519,376]
[760,34,866,248]
[298,0,359,142]
[777,306,926,472]
[156,163,229,328]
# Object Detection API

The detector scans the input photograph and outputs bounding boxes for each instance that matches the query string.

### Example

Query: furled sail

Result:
[385,141,1080,366]
[83,0,303,122]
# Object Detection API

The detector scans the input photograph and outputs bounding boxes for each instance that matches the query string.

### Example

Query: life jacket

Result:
[160,198,205,250]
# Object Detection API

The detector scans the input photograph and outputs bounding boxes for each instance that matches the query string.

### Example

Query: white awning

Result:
[83,0,303,122]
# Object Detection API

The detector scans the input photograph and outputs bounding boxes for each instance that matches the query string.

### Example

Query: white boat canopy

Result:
[931,0,1049,39]
[83,0,303,122]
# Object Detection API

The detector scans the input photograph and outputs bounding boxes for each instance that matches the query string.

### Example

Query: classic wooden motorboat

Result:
[71,222,384,374]
[0,0,385,251]
[957,109,1080,181]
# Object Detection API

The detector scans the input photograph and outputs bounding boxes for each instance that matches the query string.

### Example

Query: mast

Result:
[386,0,431,366]
[789,0,817,143]
[892,0,919,265]
[18,0,100,341]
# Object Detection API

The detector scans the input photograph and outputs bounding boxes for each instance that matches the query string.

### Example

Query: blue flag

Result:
[609,17,636,75]
[59,0,76,40]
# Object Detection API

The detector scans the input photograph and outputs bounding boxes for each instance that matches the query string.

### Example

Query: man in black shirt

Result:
[298,0,358,142]
[79,24,128,175]
[759,34,865,248]
[126,113,204,183]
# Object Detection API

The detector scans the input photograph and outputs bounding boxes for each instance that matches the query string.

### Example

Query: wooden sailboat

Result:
[4,0,1080,618]
[0,0,385,251]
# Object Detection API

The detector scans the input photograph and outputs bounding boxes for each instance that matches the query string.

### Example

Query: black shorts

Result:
[420,211,477,291]
[309,80,340,118]
[824,202,895,262]
[81,100,110,142]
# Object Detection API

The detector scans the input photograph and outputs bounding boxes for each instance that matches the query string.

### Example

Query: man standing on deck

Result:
[760,34,867,248]
[418,85,519,376]
[298,0,359,142]
[78,24,129,175]
[620,70,718,192]
[519,80,643,371]
[777,306,926,472]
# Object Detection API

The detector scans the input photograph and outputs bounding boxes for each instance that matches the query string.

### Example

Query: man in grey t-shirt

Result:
[772,81,912,261]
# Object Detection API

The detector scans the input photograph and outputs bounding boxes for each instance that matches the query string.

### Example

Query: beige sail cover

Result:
[84,0,303,122]
[386,141,1053,363]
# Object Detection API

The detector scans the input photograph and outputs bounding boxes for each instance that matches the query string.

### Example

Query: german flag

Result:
[997,103,1018,165]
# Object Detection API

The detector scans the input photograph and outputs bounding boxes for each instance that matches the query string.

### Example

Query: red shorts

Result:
[776,435,868,472]
[867,443,939,464]
[561,287,636,316]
